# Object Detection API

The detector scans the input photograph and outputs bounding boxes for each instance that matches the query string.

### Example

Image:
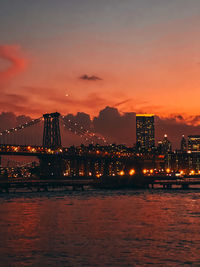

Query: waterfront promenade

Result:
[1,176,200,193]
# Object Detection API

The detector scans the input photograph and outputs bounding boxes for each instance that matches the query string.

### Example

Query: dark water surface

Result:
[0,189,200,266]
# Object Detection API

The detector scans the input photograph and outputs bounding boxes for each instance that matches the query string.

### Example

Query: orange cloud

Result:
[0,45,27,86]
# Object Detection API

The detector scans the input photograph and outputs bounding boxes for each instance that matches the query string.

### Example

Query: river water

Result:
[0,189,200,266]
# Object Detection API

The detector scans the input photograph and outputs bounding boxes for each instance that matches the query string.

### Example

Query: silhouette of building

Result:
[136,114,155,152]
[157,134,172,154]
[188,135,200,152]
[180,135,187,152]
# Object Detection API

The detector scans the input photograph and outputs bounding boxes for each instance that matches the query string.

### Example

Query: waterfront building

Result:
[188,135,200,152]
[180,135,187,152]
[157,134,172,154]
[165,151,200,173]
[136,114,155,152]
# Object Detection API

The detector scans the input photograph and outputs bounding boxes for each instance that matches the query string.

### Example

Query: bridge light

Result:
[143,169,147,174]
[129,169,135,176]
[166,168,171,174]
[190,170,195,175]
[119,170,125,176]
[150,169,154,174]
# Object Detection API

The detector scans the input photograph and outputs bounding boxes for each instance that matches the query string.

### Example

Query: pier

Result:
[0,178,96,193]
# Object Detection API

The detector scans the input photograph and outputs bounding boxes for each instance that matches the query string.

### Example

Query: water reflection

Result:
[0,190,200,266]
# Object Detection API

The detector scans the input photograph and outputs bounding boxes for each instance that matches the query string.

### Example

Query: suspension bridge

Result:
[0,112,140,180]
[1,113,200,192]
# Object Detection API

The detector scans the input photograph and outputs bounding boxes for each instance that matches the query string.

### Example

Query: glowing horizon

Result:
[1,0,200,123]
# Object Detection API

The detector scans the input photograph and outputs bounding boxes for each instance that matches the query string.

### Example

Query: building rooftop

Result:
[136,114,154,117]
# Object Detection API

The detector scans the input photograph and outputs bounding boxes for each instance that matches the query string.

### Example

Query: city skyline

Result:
[1,106,200,149]
[1,2,200,266]
[1,0,200,122]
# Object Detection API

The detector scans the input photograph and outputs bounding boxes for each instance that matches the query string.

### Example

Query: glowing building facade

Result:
[157,134,172,154]
[136,114,155,152]
[188,135,200,152]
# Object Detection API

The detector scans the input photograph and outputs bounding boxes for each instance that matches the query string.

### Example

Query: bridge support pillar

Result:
[0,156,1,175]
[90,160,96,177]
[103,159,110,177]
[83,159,88,177]
[75,159,80,177]
[70,160,75,177]
[163,184,172,189]
[182,184,189,189]
[39,156,65,179]
[112,160,117,176]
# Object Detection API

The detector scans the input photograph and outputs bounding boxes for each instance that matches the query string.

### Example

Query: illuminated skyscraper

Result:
[180,135,187,152]
[157,134,172,154]
[136,114,155,152]
[188,135,200,152]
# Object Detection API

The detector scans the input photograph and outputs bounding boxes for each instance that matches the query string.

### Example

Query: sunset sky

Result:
[1,0,200,122]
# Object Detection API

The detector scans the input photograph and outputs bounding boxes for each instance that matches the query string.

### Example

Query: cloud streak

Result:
[0,45,27,86]
[113,99,131,108]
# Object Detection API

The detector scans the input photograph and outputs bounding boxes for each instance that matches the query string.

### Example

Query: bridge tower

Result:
[43,112,61,149]
[41,112,63,178]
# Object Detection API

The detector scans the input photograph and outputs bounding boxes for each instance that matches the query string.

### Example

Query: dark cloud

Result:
[155,116,200,148]
[79,74,102,81]
[0,112,31,131]
[93,107,200,148]
[0,112,42,146]
[0,112,17,131]
[175,115,184,121]
[64,112,92,130]
[189,115,200,126]
[16,115,32,125]
[93,107,136,144]
[59,112,92,146]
